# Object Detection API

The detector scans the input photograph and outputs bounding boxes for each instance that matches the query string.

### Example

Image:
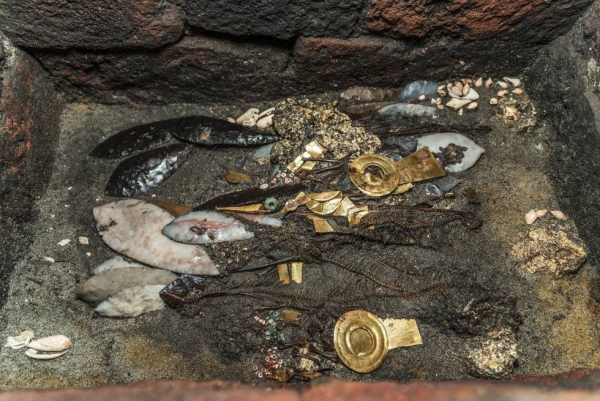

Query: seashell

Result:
[257,107,275,119]
[451,82,463,97]
[490,98,498,105]
[536,209,548,218]
[27,335,72,352]
[461,78,473,85]
[4,330,35,349]
[474,77,483,87]
[256,114,273,129]
[525,210,538,225]
[551,210,567,220]
[467,102,478,110]
[446,98,472,110]
[497,90,508,97]
[236,108,260,127]
[503,77,521,87]
[25,349,68,360]
[463,88,480,100]
[498,81,509,89]
[485,78,493,87]
[462,83,471,97]
[512,88,524,95]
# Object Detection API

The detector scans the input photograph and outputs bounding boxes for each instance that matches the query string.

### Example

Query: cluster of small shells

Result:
[525,209,567,225]
[4,331,72,360]
[426,77,524,119]
[229,107,275,129]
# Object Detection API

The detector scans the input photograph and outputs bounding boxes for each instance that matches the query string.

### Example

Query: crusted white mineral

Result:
[512,225,587,276]
[95,285,166,317]
[76,266,177,303]
[466,329,518,379]
[93,200,219,275]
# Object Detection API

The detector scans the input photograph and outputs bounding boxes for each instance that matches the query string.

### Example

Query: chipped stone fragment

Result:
[466,329,518,379]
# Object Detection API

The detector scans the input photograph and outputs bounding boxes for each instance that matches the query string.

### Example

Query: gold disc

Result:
[334,310,389,373]
[348,154,399,196]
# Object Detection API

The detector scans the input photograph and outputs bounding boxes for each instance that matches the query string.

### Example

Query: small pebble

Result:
[78,236,89,245]
[57,239,70,247]
[86,252,92,257]
[525,210,538,225]
[43,256,55,263]
[551,210,567,220]
[467,102,478,110]
[418,95,426,101]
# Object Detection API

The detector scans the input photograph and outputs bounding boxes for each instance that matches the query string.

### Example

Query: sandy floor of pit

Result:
[0,88,599,389]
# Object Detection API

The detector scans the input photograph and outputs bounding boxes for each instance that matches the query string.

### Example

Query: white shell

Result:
[536,209,548,218]
[25,349,68,360]
[497,90,508,97]
[4,330,35,349]
[236,108,260,127]
[463,88,480,100]
[498,81,509,89]
[467,102,478,110]
[504,77,521,87]
[525,210,538,225]
[490,98,498,105]
[256,114,273,129]
[462,83,471,97]
[474,77,483,87]
[446,98,472,110]
[512,88,524,95]
[551,210,567,220]
[27,335,72,352]
[485,78,493,87]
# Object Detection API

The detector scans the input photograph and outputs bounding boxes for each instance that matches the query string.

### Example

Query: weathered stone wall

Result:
[0,38,64,307]
[0,0,594,104]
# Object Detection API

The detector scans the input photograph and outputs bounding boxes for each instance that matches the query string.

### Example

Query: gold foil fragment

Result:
[395,147,446,184]
[281,192,308,214]
[305,191,343,215]
[334,310,389,373]
[277,264,290,285]
[290,262,303,283]
[287,140,327,173]
[381,318,423,349]
[348,205,370,228]
[216,203,267,213]
[280,309,302,322]
[306,215,335,233]
[393,183,414,195]
[334,197,356,217]
[348,154,400,197]
[225,169,253,184]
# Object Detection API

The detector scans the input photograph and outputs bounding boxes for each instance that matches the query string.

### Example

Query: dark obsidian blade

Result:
[105,143,193,198]
[164,116,279,146]
[90,123,174,159]
[194,183,305,211]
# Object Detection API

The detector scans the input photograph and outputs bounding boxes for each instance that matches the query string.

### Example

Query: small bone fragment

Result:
[57,239,70,247]
[43,257,55,263]
[25,349,68,360]
[256,114,273,129]
[236,108,260,126]
[551,210,567,220]
[525,210,538,225]
[4,330,35,349]
[28,335,71,352]
[78,236,89,245]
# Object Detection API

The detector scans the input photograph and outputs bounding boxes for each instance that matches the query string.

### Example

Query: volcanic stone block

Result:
[34,35,290,104]
[185,0,364,40]
[0,0,184,50]
[367,0,593,41]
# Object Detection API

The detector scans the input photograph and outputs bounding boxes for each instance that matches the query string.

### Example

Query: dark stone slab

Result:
[0,0,184,50]
[185,0,364,40]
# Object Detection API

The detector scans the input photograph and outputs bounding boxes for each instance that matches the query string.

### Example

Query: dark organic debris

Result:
[338,101,398,120]
[90,123,173,159]
[353,120,493,137]
[163,116,279,147]
[104,143,193,197]
[435,143,468,167]
[194,183,305,211]
[160,275,207,310]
